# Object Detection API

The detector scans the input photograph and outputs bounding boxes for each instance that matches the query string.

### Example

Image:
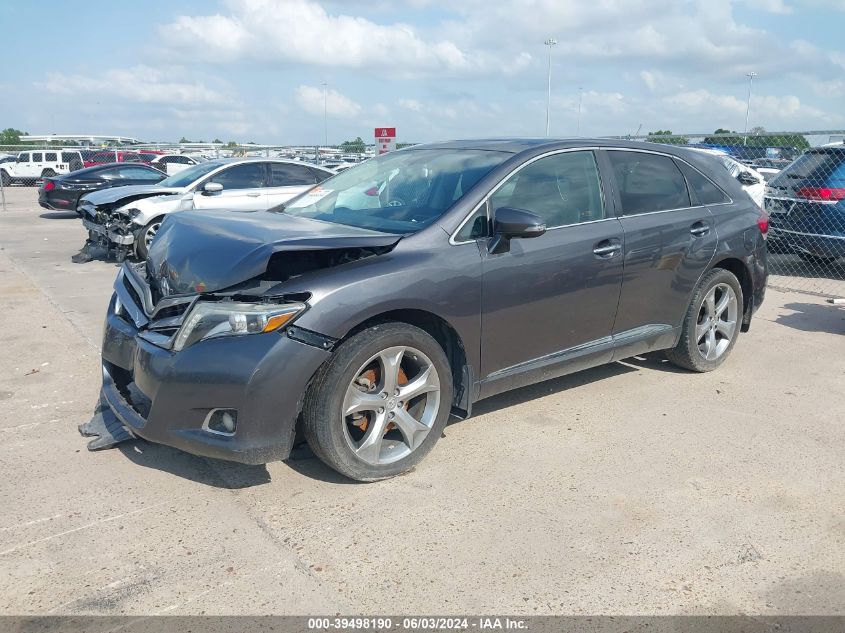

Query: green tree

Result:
[212,138,222,144]
[703,128,809,150]
[179,136,191,143]
[340,136,366,153]
[396,142,417,149]
[0,128,26,144]
[225,141,238,149]
[646,130,688,145]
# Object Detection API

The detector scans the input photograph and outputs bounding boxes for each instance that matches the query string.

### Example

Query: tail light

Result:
[757,211,769,236]
[43,180,55,191]
[795,187,845,201]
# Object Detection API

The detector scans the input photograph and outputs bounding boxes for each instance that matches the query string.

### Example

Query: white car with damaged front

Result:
[78,158,335,260]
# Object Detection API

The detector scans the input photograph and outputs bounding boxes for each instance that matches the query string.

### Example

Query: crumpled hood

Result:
[82,184,185,206]
[147,209,402,294]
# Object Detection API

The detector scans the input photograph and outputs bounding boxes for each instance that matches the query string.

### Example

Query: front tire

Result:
[135,217,163,260]
[302,322,453,481]
[666,268,743,372]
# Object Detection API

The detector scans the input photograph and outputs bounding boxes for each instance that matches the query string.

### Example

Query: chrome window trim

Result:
[449,145,733,246]
[603,147,734,212]
[449,147,605,246]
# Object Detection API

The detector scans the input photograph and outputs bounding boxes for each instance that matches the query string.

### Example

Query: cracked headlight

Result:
[173,301,306,351]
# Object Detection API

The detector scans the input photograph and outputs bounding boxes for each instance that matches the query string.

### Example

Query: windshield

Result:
[158,161,224,188]
[278,149,508,234]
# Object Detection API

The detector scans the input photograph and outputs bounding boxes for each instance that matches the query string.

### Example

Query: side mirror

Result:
[489,207,546,254]
[203,182,223,194]
[737,172,759,186]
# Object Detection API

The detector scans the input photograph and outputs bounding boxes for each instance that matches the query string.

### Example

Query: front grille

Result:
[152,303,190,320]
[122,275,144,313]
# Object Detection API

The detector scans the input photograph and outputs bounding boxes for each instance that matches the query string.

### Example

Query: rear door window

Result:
[269,163,318,186]
[607,151,691,215]
[208,163,267,189]
[117,166,162,180]
[32,153,43,162]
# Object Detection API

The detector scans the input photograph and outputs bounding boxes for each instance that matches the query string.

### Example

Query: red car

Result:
[83,150,164,168]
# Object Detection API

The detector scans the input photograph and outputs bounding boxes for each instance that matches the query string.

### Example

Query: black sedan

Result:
[39,163,166,214]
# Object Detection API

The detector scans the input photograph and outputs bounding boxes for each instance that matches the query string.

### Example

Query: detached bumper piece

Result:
[78,396,135,450]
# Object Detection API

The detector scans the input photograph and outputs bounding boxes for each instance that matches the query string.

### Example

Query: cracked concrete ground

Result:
[0,187,843,616]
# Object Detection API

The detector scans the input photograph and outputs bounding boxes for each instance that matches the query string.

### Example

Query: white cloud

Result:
[295,85,362,118]
[739,0,793,13]
[158,0,504,75]
[37,65,231,106]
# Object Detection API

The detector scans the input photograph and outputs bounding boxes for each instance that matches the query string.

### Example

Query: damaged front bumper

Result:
[79,202,140,259]
[85,264,333,464]
[82,217,136,246]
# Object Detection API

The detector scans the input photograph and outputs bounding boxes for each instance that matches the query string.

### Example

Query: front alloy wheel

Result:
[302,322,453,481]
[342,346,441,466]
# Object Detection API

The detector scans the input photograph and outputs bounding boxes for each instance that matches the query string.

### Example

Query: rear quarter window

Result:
[675,160,730,205]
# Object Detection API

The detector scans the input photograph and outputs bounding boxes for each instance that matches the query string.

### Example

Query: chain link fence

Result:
[2,133,844,298]
[607,130,845,298]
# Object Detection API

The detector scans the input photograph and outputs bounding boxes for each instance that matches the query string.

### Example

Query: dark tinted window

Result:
[489,150,605,227]
[99,167,123,180]
[17,153,29,162]
[454,207,489,241]
[208,163,266,189]
[309,166,333,183]
[269,163,317,186]
[45,152,57,162]
[772,150,845,186]
[122,153,142,163]
[117,166,162,180]
[608,151,690,215]
[61,152,77,162]
[32,153,43,162]
[676,160,730,205]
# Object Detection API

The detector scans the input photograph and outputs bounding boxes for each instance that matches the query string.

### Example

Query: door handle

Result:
[593,239,622,258]
[246,192,261,197]
[690,221,710,237]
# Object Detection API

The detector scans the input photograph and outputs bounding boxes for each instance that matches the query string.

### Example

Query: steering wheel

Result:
[386,198,405,207]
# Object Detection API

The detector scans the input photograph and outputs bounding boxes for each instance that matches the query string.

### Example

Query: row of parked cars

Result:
[0,149,202,187]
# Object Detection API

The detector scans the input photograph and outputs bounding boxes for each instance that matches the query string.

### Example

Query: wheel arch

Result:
[710,256,754,332]
[339,308,473,418]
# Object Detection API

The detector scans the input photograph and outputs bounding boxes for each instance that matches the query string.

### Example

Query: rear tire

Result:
[0,170,9,187]
[302,322,453,481]
[666,268,743,373]
[41,169,56,178]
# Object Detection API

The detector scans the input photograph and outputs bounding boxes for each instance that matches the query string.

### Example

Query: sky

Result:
[0,0,843,145]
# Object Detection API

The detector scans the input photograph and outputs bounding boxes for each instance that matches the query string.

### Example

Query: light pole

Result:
[576,87,583,136]
[743,72,757,145]
[544,38,557,136]
[321,82,329,152]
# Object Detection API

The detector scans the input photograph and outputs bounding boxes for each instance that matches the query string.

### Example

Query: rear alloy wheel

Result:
[302,323,453,481]
[135,218,163,260]
[666,268,743,372]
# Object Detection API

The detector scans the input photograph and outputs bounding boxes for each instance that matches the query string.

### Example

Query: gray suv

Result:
[88,139,768,481]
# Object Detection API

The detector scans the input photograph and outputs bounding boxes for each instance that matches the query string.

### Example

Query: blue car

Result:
[765,146,845,262]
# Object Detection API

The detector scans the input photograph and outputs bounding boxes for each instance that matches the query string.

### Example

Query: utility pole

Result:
[544,38,557,136]
[322,82,328,151]
[743,72,757,145]
[576,87,583,136]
